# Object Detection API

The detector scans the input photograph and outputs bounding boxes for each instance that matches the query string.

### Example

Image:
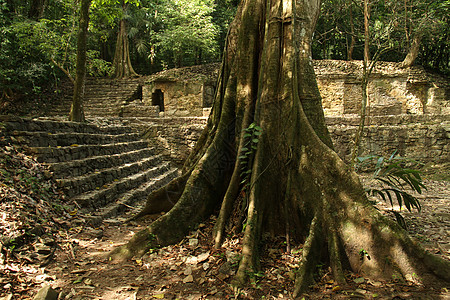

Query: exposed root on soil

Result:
[130,171,191,221]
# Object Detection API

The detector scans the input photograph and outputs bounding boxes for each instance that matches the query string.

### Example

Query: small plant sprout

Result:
[359,249,371,261]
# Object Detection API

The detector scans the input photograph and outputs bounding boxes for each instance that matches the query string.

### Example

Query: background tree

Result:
[401,0,449,69]
[28,0,46,20]
[0,0,110,114]
[313,0,449,75]
[69,0,91,122]
[110,0,139,78]
[345,0,405,164]
[111,0,449,296]
[211,0,238,59]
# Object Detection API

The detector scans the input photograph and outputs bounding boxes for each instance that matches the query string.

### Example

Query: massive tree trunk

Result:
[69,0,91,122]
[111,0,449,296]
[112,1,138,79]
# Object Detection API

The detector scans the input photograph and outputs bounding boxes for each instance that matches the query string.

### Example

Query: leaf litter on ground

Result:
[0,145,449,299]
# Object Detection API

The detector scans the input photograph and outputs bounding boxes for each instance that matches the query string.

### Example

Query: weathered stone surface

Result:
[0,117,178,223]
[138,117,208,166]
[33,285,58,300]
[137,115,449,166]
[47,61,448,120]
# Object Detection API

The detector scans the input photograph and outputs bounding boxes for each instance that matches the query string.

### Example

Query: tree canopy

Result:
[0,0,448,110]
[314,0,449,71]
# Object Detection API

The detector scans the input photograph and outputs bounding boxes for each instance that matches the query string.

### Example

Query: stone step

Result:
[85,112,121,118]
[71,161,172,209]
[1,116,134,135]
[66,88,139,95]
[8,131,141,147]
[49,147,155,179]
[47,109,70,115]
[87,167,179,225]
[86,89,139,95]
[28,140,149,163]
[48,78,147,119]
[83,81,142,86]
[57,155,164,197]
[84,98,133,103]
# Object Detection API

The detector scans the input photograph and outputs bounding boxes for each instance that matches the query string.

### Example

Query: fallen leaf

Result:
[189,239,198,247]
[73,278,83,284]
[371,281,382,287]
[202,262,210,271]
[197,252,210,263]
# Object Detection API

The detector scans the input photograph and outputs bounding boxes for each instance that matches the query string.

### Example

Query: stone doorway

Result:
[152,89,165,112]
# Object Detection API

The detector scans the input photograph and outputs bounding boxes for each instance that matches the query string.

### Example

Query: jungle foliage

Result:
[0,0,448,111]
[314,0,449,73]
[0,0,237,107]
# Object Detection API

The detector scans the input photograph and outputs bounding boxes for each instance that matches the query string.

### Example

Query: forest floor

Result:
[0,148,449,300]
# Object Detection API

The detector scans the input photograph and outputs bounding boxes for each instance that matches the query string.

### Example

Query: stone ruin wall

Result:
[139,61,449,118]
[327,114,450,165]
[141,65,217,117]
[141,114,449,167]
[140,117,208,167]
[315,60,449,116]
[137,61,449,166]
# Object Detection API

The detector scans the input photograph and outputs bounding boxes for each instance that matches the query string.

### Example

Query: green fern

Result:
[239,123,262,188]
[357,151,426,229]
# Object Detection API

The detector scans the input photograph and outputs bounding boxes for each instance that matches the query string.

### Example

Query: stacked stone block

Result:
[0,115,178,224]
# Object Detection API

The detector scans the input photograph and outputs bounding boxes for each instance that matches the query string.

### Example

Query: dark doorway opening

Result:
[152,89,164,112]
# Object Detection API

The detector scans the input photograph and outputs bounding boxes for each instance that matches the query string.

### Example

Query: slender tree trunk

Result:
[69,0,91,122]
[363,0,370,63]
[351,76,369,165]
[111,0,450,296]
[404,0,409,44]
[402,34,422,68]
[112,1,138,79]
[347,3,355,61]
[351,0,371,166]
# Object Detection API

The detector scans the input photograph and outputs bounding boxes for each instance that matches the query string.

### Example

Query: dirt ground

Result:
[1,177,449,300]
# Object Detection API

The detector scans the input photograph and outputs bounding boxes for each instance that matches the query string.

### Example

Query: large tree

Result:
[112,0,449,296]
[111,0,138,78]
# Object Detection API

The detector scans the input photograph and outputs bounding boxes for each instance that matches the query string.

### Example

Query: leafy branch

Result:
[357,151,426,228]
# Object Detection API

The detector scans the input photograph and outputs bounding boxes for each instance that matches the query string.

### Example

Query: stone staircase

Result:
[0,115,178,224]
[48,78,160,118]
